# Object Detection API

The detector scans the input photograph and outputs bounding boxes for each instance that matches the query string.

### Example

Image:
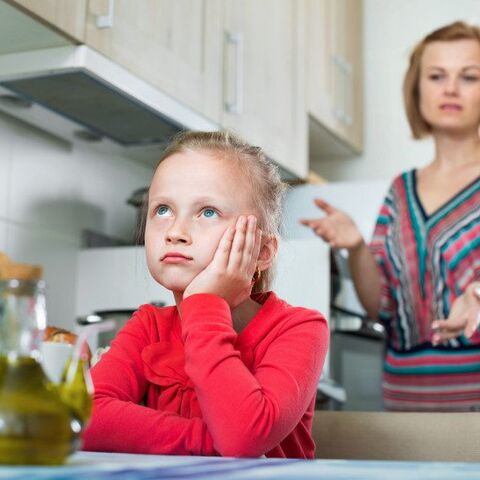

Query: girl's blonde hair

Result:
[140,130,287,294]
[403,21,480,139]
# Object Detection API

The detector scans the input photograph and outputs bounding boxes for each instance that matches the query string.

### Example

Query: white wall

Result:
[318,0,480,181]
[0,112,153,330]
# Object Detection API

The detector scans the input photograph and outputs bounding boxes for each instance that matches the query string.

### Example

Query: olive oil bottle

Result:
[0,257,87,465]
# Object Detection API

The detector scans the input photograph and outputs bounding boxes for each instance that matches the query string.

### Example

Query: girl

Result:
[82,131,329,458]
[301,21,480,411]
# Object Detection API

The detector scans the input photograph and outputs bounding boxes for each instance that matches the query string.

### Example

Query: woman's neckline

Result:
[411,168,480,221]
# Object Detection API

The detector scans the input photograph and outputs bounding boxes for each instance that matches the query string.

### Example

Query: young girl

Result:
[82,131,329,458]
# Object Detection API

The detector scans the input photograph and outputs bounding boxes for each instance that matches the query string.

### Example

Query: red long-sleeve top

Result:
[82,292,328,458]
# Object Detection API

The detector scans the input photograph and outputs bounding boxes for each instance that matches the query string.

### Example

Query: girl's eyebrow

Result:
[148,195,234,209]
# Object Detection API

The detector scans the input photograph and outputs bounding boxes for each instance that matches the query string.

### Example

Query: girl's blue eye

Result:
[202,208,218,218]
[156,206,171,217]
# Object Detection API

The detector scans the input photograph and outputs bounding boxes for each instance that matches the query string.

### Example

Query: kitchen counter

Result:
[1,451,480,479]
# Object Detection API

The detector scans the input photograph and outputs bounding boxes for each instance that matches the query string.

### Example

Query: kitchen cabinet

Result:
[221,0,307,178]
[84,0,223,124]
[4,0,360,179]
[306,0,363,158]
[7,0,87,42]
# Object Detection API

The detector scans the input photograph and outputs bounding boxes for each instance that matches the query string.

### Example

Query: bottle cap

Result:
[0,252,43,281]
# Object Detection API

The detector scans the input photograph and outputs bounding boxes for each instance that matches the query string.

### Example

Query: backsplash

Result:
[0,112,153,330]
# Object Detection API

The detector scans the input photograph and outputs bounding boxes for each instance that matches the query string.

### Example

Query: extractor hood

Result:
[0,45,219,166]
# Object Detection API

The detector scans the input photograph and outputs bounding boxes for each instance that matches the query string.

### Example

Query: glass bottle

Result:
[0,269,85,465]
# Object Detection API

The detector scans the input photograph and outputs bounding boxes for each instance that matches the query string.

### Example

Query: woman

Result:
[301,21,480,411]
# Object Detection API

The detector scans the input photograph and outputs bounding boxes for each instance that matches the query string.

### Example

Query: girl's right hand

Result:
[299,198,364,250]
[183,215,262,308]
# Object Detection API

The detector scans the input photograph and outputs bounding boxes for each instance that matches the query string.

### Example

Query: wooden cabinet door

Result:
[306,0,339,134]
[85,0,223,122]
[8,0,87,41]
[222,0,307,178]
[341,0,363,151]
[307,0,363,153]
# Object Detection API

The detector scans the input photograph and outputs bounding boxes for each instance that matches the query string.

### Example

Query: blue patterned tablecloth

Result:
[0,451,480,480]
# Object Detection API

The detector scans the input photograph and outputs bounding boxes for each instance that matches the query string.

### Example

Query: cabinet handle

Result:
[332,54,344,122]
[344,61,353,126]
[96,0,115,29]
[224,31,244,115]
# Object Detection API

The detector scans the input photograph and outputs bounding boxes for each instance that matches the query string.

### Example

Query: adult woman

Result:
[301,21,480,411]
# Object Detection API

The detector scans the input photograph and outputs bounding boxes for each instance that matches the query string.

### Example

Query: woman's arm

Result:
[347,240,382,319]
[82,307,216,456]
[300,198,382,319]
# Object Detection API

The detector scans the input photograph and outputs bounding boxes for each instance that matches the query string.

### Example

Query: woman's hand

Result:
[299,198,364,250]
[431,283,480,345]
[183,215,262,308]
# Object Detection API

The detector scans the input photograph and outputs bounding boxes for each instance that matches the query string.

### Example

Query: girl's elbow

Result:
[214,435,266,458]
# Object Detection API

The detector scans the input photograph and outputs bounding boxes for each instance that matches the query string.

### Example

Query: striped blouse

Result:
[369,169,480,411]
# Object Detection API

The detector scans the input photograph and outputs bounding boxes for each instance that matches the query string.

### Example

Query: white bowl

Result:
[40,341,73,384]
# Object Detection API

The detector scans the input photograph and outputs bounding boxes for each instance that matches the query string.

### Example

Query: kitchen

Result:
[1,0,480,476]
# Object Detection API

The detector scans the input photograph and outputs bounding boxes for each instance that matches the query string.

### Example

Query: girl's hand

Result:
[183,215,262,308]
[299,198,364,250]
[431,283,480,345]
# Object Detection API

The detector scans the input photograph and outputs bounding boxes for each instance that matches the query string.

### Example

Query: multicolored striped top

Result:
[369,169,480,411]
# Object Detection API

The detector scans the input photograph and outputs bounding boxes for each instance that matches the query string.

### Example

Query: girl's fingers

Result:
[248,226,262,278]
[212,225,235,269]
[229,215,248,269]
[240,216,257,271]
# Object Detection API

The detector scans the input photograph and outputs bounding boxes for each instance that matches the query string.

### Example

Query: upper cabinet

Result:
[84,0,223,123]
[7,0,87,42]
[306,0,363,157]
[3,0,363,179]
[221,0,307,178]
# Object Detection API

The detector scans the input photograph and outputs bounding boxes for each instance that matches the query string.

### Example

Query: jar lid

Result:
[0,252,43,281]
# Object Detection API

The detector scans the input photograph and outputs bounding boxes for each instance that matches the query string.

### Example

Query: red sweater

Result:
[82,292,328,458]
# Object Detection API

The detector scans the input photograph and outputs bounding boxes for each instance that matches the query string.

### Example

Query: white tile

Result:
[8,119,83,240]
[77,148,152,242]
[6,222,80,331]
[0,114,12,219]
[0,220,7,252]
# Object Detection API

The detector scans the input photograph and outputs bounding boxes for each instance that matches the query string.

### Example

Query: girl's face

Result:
[419,39,480,134]
[145,149,259,293]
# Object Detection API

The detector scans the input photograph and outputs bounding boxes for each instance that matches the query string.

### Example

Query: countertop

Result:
[1,451,480,480]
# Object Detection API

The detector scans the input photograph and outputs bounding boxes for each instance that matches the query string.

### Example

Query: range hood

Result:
[0,45,219,166]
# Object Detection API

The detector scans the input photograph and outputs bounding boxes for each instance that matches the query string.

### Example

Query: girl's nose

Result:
[165,220,191,244]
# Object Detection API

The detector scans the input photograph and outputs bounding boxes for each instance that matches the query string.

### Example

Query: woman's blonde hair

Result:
[403,21,480,139]
[139,130,287,294]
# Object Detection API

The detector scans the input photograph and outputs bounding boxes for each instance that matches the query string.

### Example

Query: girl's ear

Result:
[257,235,279,272]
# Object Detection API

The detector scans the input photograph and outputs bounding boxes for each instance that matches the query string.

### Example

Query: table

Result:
[1,451,480,479]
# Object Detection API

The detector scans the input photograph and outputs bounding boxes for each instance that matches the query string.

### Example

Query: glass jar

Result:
[0,278,84,465]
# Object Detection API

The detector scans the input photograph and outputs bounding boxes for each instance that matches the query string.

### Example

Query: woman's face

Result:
[144,150,259,294]
[419,39,480,134]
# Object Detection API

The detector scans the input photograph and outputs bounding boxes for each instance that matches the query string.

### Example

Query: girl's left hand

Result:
[183,215,262,308]
[431,282,480,345]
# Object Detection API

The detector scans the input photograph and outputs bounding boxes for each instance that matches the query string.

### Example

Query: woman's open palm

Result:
[299,198,364,250]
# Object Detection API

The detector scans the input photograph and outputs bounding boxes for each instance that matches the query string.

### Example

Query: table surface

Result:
[0,451,480,480]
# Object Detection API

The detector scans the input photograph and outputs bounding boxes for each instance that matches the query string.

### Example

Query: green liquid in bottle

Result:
[0,355,82,465]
